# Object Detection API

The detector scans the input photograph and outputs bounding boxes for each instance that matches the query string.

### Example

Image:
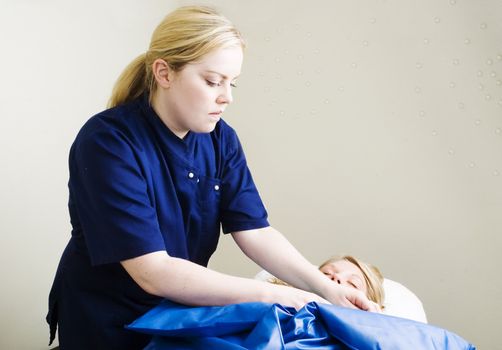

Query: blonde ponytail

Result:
[108,53,147,108]
[107,6,245,108]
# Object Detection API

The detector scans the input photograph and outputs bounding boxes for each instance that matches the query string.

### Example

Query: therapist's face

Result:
[153,45,243,138]
[320,260,368,295]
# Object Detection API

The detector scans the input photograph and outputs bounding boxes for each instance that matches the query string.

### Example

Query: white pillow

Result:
[382,278,427,323]
[253,270,427,323]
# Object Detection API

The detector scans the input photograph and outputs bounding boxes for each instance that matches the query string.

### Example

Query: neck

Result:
[151,89,189,139]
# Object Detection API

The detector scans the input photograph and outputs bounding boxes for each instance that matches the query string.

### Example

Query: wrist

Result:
[311,273,335,299]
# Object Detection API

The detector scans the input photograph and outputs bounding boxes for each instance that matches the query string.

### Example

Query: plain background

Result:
[1,0,500,349]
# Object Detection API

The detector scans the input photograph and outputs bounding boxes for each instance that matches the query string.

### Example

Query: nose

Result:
[329,273,342,285]
[216,85,233,105]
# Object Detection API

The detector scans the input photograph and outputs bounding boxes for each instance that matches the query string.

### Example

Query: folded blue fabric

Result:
[126,300,475,349]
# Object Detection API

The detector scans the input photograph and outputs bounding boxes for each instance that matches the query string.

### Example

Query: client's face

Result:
[320,260,368,295]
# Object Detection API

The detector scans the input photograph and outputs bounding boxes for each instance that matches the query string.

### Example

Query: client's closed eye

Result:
[323,272,335,280]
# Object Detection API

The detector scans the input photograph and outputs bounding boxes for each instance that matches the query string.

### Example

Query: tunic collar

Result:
[139,93,196,162]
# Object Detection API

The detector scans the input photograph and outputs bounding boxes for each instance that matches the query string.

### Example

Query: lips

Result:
[209,111,222,122]
[209,112,222,122]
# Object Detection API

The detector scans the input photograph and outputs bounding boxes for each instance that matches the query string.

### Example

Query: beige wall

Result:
[0,0,500,349]
[0,1,176,349]
[198,1,501,349]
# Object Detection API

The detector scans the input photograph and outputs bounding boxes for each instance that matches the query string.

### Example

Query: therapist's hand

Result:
[263,283,330,311]
[264,282,380,313]
[321,282,381,313]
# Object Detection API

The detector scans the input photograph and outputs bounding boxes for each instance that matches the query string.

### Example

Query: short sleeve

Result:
[219,128,269,233]
[70,124,165,265]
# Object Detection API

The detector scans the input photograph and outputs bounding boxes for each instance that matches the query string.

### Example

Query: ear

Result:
[152,58,174,89]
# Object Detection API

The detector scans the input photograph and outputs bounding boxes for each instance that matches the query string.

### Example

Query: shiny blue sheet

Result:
[126,300,475,349]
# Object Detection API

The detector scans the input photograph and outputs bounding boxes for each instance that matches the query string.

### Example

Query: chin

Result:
[193,123,217,134]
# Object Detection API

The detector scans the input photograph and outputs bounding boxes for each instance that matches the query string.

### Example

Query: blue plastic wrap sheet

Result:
[126,300,476,350]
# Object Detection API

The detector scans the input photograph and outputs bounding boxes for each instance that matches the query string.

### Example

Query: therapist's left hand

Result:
[321,282,381,313]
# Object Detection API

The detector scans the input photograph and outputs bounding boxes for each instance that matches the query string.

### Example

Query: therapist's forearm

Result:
[122,251,291,306]
[232,226,331,296]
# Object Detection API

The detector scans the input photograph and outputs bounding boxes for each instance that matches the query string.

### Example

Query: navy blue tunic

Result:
[47,95,269,349]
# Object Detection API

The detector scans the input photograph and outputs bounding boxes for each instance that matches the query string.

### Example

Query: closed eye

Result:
[349,280,365,290]
[206,80,238,88]
[206,80,220,87]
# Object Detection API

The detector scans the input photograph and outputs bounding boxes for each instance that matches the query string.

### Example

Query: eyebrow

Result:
[205,70,240,80]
